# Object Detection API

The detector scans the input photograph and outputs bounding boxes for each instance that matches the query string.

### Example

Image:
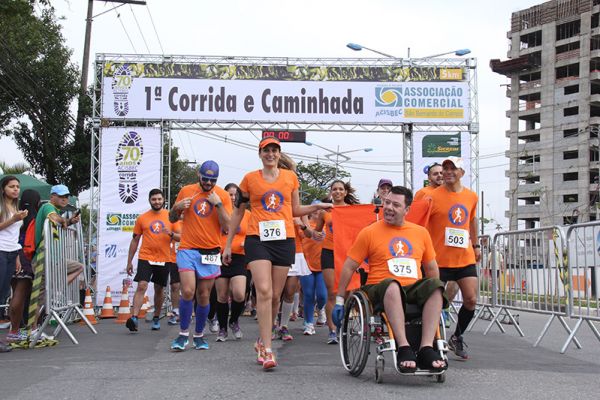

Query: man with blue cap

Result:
[168,160,232,351]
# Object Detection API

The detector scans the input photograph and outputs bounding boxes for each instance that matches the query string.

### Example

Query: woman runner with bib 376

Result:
[223,137,332,370]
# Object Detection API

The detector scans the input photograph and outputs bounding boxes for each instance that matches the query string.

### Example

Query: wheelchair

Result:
[339,290,448,384]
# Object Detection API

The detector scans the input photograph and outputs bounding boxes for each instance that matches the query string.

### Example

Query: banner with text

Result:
[96,127,162,306]
[412,132,471,191]
[101,63,470,124]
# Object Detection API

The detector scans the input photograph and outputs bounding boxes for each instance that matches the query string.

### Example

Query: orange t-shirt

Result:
[302,221,324,272]
[322,211,334,250]
[294,224,304,253]
[175,184,232,250]
[169,220,182,263]
[239,169,299,238]
[221,210,250,255]
[133,209,173,263]
[414,185,436,202]
[427,185,478,268]
[348,220,435,286]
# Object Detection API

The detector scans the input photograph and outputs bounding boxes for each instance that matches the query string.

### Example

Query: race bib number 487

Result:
[201,253,221,265]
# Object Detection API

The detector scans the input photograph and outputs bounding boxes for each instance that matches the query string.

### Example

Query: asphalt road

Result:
[1,311,598,400]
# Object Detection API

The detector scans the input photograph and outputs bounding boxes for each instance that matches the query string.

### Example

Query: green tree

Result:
[0,1,89,193]
[164,144,198,207]
[296,161,350,204]
[0,160,30,175]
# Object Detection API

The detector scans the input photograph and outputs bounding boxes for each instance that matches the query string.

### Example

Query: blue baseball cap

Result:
[199,160,219,179]
[50,184,70,196]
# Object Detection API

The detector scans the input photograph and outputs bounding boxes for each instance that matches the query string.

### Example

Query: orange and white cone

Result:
[138,295,149,319]
[80,288,97,325]
[115,284,132,324]
[100,286,116,319]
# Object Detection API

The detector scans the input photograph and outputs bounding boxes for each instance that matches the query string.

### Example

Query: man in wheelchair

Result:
[333,186,448,372]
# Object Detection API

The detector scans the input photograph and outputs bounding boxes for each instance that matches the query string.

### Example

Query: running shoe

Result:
[279,326,293,342]
[6,330,28,343]
[316,308,327,326]
[170,335,189,351]
[229,321,243,340]
[272,326,280,340]
[193,336,209,350]
[303,322,315,336]
[254,339,266,365]
[209,318,219,333]
[151,316,160,331]
[327,330,338,344]
[216,328,228,342]
[126,316,139,332]
[448,334,469,359]
[262,351,277,370]
[168,312,179,326]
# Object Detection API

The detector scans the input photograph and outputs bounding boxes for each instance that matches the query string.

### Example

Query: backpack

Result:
[22,219,36,261]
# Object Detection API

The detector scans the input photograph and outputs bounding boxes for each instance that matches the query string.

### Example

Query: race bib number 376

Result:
[259,220,286,241]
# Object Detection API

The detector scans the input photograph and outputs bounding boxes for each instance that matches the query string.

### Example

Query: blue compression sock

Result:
[195,303,210,335]
[179,299,193,331]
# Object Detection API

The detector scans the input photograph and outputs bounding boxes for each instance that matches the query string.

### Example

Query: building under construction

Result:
[491,0,600,229]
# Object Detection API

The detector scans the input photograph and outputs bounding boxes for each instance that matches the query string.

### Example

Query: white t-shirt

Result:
[0,211,22,252]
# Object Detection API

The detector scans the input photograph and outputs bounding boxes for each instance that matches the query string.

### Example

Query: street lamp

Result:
[346,42,471,59]
[305,141,373,178]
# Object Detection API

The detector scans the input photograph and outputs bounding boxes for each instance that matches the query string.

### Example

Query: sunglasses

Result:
[200,176,217,183]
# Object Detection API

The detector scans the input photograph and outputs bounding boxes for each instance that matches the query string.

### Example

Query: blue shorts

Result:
[177,249,221,280]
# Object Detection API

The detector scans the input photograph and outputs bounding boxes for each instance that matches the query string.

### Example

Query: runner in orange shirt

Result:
[215,183,250,342]
[299,205,326,335]
[126,189,178,332]
[414,162,443,201]
[427,156,480,360]
[167,218,182,326]
[223,137,332,370]
[314,179,360,344]
[333,186,447,372]
[168,160,232,352]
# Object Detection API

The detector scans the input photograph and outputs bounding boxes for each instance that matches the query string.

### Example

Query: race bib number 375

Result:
[259,220,286,241]
[387,258,418,279]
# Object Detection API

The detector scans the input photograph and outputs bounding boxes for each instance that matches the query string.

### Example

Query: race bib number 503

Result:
[445,227,469,248]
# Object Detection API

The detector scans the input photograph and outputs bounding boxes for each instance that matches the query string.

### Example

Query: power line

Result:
[145,2,164,54]
[114,8,137,53]
[129,5,151,53]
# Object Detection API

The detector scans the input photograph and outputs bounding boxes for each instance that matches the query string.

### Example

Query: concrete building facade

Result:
[491,0,600,229]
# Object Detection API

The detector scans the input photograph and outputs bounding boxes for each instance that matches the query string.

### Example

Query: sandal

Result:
[397,345,417,373]
[417,346,448,372]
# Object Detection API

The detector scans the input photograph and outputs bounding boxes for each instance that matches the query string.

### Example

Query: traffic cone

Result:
[80,288,97,325]
[100,286,116,319]
[115,284,132,324]
[138,295,149,319]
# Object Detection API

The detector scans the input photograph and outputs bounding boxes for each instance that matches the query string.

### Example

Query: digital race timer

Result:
[261,130,306,143]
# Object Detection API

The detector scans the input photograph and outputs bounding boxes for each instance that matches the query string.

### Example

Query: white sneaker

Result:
[303,322,315,335]
[316,308,326,326]
[209,318,219,333]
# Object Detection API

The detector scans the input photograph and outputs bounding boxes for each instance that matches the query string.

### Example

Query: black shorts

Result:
[362,278,448,314]
[134,259,169,287]
[13,251,34,280]
[244,235,295,266]
[320,248,334,270]
[439,264,478,282]
[167,262,180,284]
[220,253,247,278]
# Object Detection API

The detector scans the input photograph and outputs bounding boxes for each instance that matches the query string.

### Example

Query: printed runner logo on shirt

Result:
[261,190,284,212]
[194,199,213,217]
[149,220,165,234]
[388,237,413,257]
[448,204,468,226]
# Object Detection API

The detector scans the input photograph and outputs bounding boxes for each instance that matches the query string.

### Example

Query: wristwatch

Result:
[215,202,222,208]
[300,225,307,231]
[472,244,481,249]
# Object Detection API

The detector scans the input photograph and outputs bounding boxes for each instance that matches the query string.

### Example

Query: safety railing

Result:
[464,235,498,331]
[29,220,97,348]
[561,222,600,353]
[484,226,581,352]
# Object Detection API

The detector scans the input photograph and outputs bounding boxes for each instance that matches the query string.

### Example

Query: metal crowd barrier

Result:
[485,226,581,351]
[29,220,97,347]
[464,235,498,331]
[561,222,600,353]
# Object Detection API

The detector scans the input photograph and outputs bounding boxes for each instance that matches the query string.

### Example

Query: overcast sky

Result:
[0,0,544,233]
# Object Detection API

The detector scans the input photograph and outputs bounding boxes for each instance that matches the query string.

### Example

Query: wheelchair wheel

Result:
[339,291,371,377]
